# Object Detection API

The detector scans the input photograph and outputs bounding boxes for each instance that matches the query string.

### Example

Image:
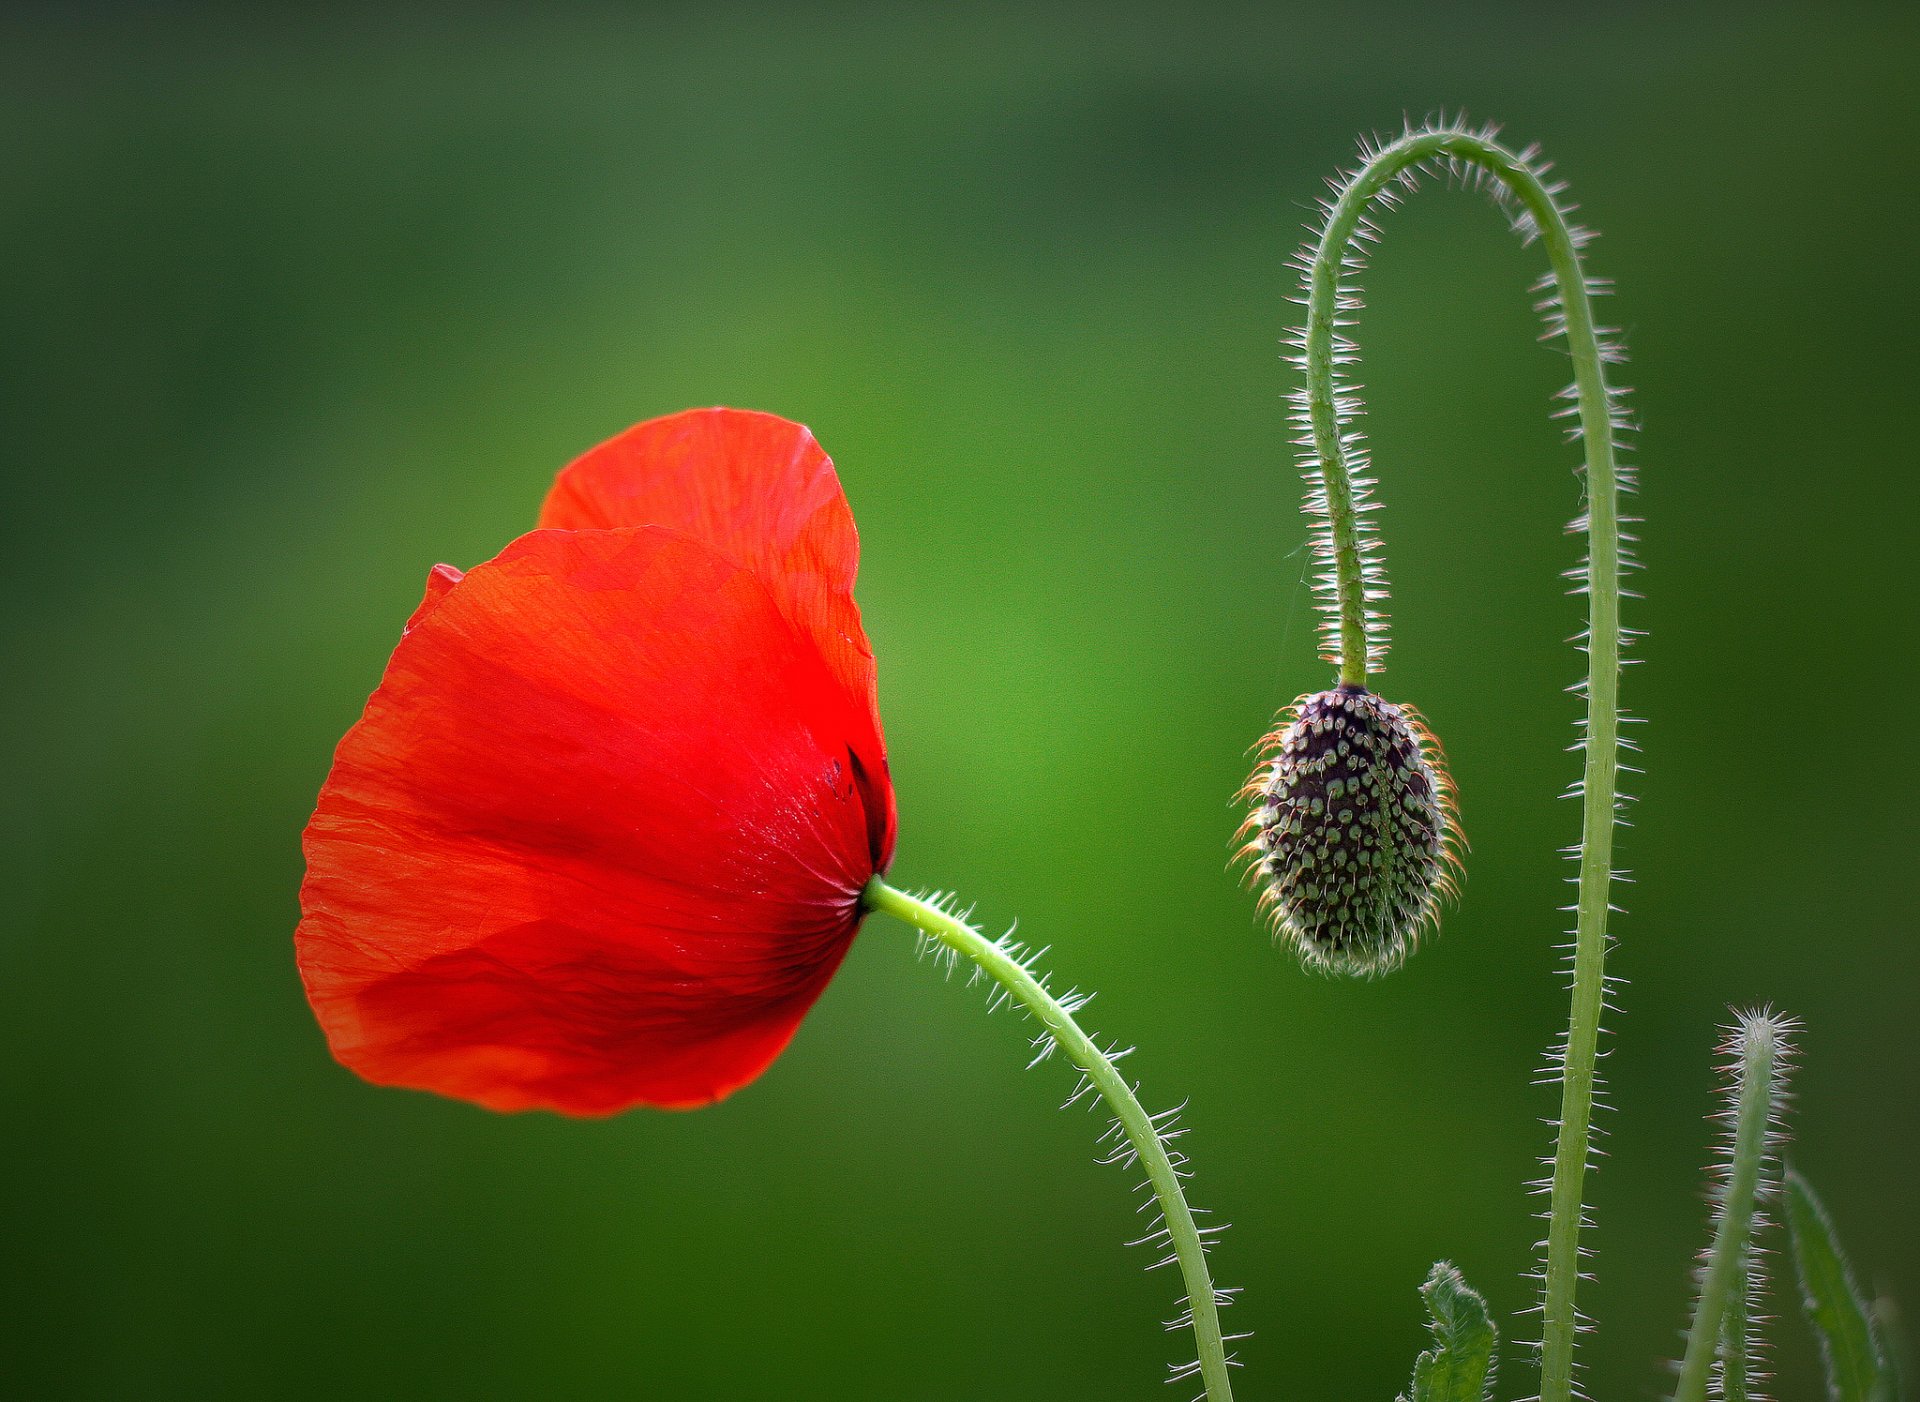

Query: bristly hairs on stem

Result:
[1280,114,1636,1402]
[862,879,1243,1402]
[1673,1010,1799,1402]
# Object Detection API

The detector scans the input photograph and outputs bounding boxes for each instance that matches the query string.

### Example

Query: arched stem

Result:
[1299,126,1625,1402]
[863,877,1238,1402]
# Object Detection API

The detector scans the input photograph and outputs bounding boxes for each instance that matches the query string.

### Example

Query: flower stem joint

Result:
[1241,684,1458,976]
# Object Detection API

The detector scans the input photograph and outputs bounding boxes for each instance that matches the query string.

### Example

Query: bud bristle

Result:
[1238,685,1459,975]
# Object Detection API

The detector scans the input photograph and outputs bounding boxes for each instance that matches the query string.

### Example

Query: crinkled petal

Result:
[539,408,895,864]
[297,527,890,1115]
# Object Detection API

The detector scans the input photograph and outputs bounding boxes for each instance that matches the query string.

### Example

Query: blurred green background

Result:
[5,4,1915,1398]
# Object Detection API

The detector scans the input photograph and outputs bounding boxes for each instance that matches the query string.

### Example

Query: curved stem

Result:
[1300,127,1623,1402]
[863,877,1237,1402]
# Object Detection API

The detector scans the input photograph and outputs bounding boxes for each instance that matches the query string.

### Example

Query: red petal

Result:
[298,527,890,1115]
[540,408,895,864]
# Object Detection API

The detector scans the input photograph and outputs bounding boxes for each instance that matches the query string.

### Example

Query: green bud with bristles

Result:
[1240,684,1457,975]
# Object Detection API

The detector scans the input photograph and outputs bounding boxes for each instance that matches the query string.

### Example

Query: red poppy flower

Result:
[296,408,896,1116]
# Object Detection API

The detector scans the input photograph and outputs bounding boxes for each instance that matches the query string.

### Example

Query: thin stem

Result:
[1299,125,1624,1402]
[1674,1017,1791,1402]
[1720,1251,1754,1402]
[862,877,1238,1402]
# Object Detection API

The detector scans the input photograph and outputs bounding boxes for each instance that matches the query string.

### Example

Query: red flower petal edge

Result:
[297,412,894,1116]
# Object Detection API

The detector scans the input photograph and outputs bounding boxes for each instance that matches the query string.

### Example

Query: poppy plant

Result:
[289,119,1909,1402]
[296,407,1236,1398]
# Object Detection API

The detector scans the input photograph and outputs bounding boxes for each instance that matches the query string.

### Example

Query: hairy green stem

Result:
[862,877,1237,1402]
[1720,1250,1754,1402]
[1301,127,1624,1402]
[1674,1020,1788,1402]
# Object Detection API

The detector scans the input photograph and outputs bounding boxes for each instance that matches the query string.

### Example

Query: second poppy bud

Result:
[1240,684,1458,975]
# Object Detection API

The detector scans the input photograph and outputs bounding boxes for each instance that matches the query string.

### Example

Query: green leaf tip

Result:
[1784,1167,1897,1402]
[1398,1261,1497,1402]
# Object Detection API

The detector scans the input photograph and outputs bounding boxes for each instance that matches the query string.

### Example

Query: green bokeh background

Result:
[5,5,1915,1398]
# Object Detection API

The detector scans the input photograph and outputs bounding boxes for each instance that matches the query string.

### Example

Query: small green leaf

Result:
[1399,1261,1496,1402]
[1784,1167,1894,1402]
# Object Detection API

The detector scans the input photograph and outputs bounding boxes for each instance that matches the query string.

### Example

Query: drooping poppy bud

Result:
[1239,684,1457,975]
